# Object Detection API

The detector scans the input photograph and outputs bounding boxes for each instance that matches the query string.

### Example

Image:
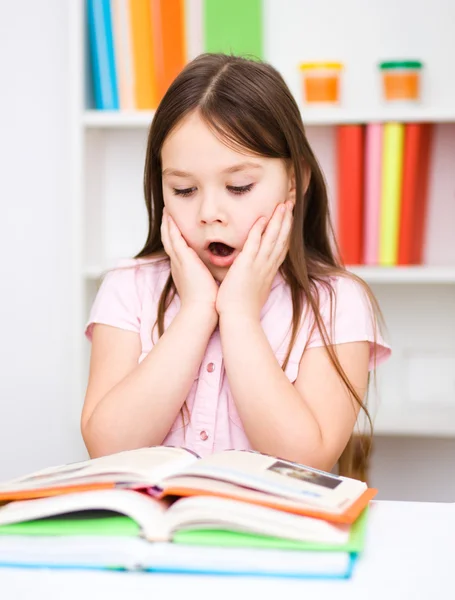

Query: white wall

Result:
[0,1,453,504]
[0,0,86,480]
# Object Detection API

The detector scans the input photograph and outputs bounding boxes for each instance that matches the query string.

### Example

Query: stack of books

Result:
[0,446,374,579]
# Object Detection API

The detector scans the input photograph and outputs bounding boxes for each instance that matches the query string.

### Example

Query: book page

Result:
[0,489,170,542]
[0,447,198,493]
[163,451,366,510]
[164,496,350,545]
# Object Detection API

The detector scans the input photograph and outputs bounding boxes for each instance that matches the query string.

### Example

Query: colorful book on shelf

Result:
[363,123,383,265]
[129,0,159,109]
[379,122,405,266]
[398,123,433,265]
[0,447,376,524]
[204,0,263,58]
[154,0,187,100]
[336,125,365,265]
[87,0,119,110]
[111,0,135,110]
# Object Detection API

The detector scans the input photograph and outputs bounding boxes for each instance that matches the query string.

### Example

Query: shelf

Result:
[82,107,455,129]
[83,110,155,128]
[348,266,455,284]
[83,264,455,283]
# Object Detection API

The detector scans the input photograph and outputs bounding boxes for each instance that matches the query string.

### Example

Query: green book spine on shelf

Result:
[203,0,263,59]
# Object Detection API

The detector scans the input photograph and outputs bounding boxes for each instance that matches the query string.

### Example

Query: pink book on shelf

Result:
[363,123,383,265]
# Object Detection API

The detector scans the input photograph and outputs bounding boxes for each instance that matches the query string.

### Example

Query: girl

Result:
[82,53,390,475]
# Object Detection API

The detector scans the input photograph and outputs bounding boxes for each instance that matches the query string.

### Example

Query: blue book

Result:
[87,0,119,110]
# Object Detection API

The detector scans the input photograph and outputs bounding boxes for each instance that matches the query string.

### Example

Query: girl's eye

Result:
[227,183,254,195]
[172,187,196,197]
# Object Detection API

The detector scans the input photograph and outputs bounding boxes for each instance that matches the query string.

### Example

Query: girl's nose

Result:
[198,193,227,225]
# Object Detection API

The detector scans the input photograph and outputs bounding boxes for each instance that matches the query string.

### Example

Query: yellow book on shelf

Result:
[379,123,405,266]
[129,0,158,109]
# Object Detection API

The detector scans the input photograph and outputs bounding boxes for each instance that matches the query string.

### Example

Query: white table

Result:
[1,500,453,599]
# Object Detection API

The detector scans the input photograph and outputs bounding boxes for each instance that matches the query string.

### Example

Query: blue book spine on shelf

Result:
[87,0,119,110]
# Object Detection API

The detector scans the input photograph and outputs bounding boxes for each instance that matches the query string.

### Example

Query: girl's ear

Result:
[286,162,311,205]
[287,166,297,205]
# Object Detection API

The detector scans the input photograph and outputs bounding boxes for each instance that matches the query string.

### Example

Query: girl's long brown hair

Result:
[136,53,383,479]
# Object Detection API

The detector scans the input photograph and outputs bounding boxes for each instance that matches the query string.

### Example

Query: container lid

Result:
[299,62,343,70]
[379,60,423,70]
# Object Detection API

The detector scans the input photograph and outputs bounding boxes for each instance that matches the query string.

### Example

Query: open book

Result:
[0,447,375,524]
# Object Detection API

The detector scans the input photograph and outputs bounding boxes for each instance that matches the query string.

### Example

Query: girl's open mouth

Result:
[206,242,237,267]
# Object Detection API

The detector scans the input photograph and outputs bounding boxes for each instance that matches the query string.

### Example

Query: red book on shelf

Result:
[398,123,433,265]
[336,125,365,265]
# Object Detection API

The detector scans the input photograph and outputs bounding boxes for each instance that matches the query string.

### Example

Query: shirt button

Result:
[206,362,215,373]
[200,430,209,441]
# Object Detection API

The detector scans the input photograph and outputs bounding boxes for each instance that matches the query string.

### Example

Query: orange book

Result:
[129,0,158,109]
[153,0,186,100]
[336,125,365,265]
[0,447,374,525]
[398,123,433,265]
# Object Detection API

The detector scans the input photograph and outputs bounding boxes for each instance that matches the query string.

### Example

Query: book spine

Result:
[129,0,158,109]
[87,0,119,110]
[379,123,405,266]
[111,0,135,110]
[336,125,365,265]
[363,123,383,265]
[203,0,263,58]
[411,124,433,264]
[155,0,187,100]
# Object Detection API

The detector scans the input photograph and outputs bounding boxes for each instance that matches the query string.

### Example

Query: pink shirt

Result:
[86,258,390,458]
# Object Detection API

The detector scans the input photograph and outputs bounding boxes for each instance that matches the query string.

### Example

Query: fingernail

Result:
[279,204,286,214]
[286,201,293,211]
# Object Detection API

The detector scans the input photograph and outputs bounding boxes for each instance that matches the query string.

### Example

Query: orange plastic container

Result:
[299,62,343,104]
[379,60,423,102]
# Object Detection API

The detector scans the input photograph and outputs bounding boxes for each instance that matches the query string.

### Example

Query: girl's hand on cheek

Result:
[216,201,293,320]
[161,210,219,320]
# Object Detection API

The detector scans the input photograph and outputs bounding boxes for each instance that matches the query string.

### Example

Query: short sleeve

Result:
[85,261,143,341]
[306,276,391,370]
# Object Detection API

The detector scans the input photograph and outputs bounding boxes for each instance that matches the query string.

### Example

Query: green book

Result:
[0,513,140,537]
[0,508,368,555]
[173,508,369,554]
[204,0,263,59]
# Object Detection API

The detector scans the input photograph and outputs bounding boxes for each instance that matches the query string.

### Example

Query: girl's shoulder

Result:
[102,255,171,291]
[85,255,171,341]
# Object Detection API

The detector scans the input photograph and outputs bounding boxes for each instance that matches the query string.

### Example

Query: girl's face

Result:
[161,111,295,281]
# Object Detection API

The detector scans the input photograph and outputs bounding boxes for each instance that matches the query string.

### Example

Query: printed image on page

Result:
[163,451,366,509]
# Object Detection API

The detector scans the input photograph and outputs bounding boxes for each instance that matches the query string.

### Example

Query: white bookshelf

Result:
[71,0,455,437]
[83,107,455,129]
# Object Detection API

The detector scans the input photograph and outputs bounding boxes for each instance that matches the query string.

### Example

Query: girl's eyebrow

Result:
[162,162,263,178]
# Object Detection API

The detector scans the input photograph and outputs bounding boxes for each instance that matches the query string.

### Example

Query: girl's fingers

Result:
[270,201,293,265]
[160,212,175,260]
[167,216,189,263]
[242,216,268,259]
[257,203,287,261]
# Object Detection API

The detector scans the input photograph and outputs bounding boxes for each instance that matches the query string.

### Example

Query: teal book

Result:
[87,0,119,109]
